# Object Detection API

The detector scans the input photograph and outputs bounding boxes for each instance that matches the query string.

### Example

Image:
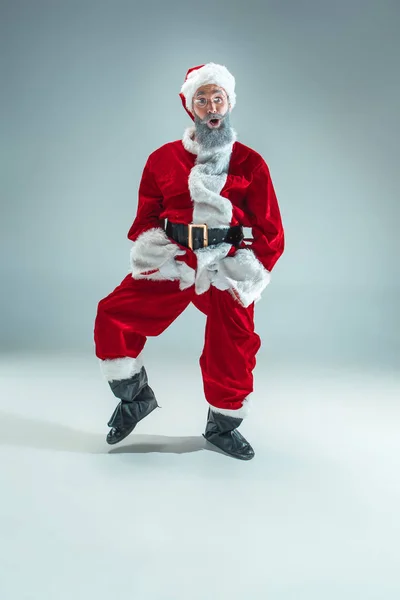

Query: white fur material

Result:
[181,125,240,295]
[181,63,236,115]
[194,243,232,295]
[211,248,271,307]
[189,167,231,227]
[183,126,236,229]
[209,397,251,419]
[182,126,200,155]
[157,258,195,290]
[130,227,182,273]
[130,227,195,290]
[100,355,144,382]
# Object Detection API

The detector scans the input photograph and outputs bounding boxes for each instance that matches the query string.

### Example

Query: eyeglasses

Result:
[193,95,227,108]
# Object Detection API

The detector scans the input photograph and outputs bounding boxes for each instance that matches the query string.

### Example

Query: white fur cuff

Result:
[130,227,195,289]
[211,249,271,307]
[209,397,251,419]
[130,227,183,274]
[100,355,144,381]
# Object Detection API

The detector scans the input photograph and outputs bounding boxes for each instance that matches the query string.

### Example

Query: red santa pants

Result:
[94,275,261,414]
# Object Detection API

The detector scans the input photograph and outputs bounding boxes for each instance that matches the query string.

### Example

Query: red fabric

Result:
[179,92,195,121]
[184,64,205,79]
[94,277,260,412]
[127,139,284,273]
[179,64,205,120]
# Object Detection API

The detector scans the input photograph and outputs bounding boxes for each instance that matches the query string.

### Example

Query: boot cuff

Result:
[208,398,251,419]
[100,355,144,382]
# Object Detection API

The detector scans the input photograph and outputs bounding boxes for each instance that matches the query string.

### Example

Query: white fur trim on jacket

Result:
[100,355,144,382]
[189,166,231,228]
[183,126,236,227]
[130,227,195,290]
[182,126,200,155]
[209,397,251,419]
[211,248,271,307]
[182,125,240,295]
[181,63,236,115]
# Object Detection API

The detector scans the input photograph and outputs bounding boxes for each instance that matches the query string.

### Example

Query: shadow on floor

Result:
[108,435,206,455]
[0,410,207,455]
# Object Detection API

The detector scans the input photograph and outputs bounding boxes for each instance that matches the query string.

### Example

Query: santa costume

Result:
[94,63,284,460]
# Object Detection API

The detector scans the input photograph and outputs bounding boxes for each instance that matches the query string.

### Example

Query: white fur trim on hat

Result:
[181,63,236,115]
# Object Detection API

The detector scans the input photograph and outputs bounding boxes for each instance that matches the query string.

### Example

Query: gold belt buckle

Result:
[187,223,208,250]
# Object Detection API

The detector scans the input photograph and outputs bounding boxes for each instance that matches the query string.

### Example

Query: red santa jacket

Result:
[128,128,284,272]
[127,126,284,306]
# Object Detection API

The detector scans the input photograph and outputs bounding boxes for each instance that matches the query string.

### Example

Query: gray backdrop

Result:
[1,0,399,368]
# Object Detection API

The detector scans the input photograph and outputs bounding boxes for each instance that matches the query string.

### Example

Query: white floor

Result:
[0,353,399,600]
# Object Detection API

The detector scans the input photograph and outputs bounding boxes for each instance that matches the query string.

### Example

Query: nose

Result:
[207,100,218,113]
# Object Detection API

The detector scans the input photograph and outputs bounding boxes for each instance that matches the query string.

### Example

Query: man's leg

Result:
[94,274,193,443]
[195,287,261,460]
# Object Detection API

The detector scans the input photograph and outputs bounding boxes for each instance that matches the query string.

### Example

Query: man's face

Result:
[192,84,230,129]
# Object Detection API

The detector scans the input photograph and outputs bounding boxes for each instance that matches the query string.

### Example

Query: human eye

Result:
[195,97,206,106]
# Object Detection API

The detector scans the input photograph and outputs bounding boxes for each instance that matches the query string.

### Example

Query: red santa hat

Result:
[179,62,236,121]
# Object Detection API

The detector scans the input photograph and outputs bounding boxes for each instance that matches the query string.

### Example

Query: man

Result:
[94,63,284,461]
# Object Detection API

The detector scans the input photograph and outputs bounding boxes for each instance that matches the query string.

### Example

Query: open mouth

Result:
[207,118,221,129]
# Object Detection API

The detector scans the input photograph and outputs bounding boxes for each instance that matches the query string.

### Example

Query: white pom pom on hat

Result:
[179,62,236,120]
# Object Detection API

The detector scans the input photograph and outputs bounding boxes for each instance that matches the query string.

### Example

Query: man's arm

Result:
[127,154,195,289]
[127,154,164,242]
[244,158,285,273]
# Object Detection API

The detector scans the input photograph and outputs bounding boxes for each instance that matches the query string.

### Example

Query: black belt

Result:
[166,222,244,251]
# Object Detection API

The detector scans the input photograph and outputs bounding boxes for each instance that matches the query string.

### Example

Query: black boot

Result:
[106,367,158,445]
[203,409,255,460]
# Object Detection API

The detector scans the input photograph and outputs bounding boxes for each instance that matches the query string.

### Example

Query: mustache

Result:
[200,113,225,124]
